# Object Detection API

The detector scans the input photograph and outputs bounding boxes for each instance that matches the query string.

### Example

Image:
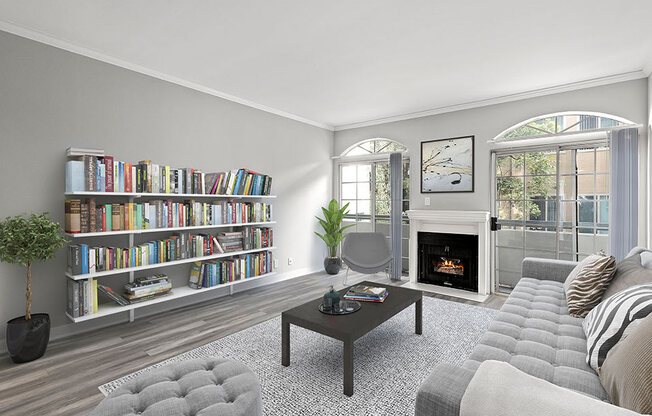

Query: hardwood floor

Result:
[0,271,504,416]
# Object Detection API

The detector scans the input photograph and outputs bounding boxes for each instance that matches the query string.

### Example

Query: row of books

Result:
[65,148,273,196]
[203,169,272,196]
[67,229,273,275]
[188,251,273,289]
[64,198,273,234]
[66,279,98,317]
[66,274,173,318]
[343,284,388,303]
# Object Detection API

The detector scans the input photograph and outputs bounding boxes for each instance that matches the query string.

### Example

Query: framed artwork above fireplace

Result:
[421,135,474,193]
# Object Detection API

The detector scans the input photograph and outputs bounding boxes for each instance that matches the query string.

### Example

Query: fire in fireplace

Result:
[418,232,478,292]
[434,257,464,276]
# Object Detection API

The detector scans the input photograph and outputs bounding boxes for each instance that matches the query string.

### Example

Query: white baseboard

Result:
[402,281,490,303]
[0,267,321,356]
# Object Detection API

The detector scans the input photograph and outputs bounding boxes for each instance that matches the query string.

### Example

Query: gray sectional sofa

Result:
[416,257,608,416]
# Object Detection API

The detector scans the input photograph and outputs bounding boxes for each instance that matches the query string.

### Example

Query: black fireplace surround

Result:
[418,231,478,292]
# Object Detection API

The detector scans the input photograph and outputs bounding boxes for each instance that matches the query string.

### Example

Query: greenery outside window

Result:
[337,139,410,274]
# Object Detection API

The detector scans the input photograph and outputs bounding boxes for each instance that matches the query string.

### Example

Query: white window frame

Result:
[489,111,638,292]
[334,139,410,272]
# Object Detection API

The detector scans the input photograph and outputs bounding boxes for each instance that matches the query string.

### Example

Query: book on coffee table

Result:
[343,284,388,302]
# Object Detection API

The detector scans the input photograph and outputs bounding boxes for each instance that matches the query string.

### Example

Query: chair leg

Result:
[343,267,350,287]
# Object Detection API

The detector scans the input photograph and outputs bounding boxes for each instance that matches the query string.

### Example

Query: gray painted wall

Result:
[334,79,649,244]
[0,31,333,342]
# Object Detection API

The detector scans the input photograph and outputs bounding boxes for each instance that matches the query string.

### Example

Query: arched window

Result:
[493,112,632,142]
[492,111,635,291]
[336,138,409,274]
[341,138,407,157]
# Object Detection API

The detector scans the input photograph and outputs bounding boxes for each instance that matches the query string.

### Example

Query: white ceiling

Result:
[1,1,651,130]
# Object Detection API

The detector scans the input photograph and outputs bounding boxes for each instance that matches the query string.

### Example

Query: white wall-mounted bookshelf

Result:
[65,221,276,238]
[66,246,277,280]
[64,155,277,323]
[65,271,277,323]
[65,191,276,199]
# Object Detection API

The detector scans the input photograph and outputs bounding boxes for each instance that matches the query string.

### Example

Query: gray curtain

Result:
[609,128,638,261]
[390,152,402,280]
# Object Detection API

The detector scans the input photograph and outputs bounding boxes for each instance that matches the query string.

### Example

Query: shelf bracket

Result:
[128,195,135,323]
[229,284,234,296]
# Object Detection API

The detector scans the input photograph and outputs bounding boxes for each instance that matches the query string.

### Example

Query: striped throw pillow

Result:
[566,255,616,318]
[583,283,652,370]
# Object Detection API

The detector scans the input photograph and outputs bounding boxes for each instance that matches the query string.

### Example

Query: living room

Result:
[0,2,651,415]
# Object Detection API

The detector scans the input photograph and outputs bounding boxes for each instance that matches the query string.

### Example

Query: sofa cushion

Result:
[583,283,652,371]
[90,358,262,416]
[463,277,608,401]
[599,314,652,413]
[566,255,616,318]
[603,254,652,300]
[460,361,639,416]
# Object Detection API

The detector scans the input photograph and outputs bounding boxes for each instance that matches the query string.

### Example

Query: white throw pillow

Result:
[640,251,652,269]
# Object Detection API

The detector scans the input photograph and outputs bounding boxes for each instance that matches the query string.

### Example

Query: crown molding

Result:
[1,20,647,134]
[642,62,652,77]
[0,20,335,132]
[334,70,648,132]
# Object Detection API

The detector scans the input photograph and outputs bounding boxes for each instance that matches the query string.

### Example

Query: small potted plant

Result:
[315,199,354,275]
[0,213,67,363]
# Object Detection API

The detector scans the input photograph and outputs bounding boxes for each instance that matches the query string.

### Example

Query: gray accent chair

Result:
[341,232,392,284]
[91,358,262,416]
[416,257,609,416]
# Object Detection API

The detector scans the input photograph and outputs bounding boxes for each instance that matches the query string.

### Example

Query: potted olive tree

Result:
[0,213,67,363]
[315,199,354,274]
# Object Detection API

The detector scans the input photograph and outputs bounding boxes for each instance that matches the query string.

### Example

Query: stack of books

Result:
[343,284,388,303]
[217,231,244,252]
[123,275,172,304]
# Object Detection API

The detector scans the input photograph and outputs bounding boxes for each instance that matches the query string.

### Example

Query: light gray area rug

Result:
[100,297,497,415]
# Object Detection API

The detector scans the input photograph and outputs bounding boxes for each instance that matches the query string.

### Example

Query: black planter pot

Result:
[324,257,342,275]
[6,313,50,364]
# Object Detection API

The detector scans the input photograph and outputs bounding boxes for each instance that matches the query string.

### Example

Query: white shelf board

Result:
[64,192,276,199]
[67,246,277,280]
[65,221,276,238]
[64,191,136,197]
[65,272,276,323]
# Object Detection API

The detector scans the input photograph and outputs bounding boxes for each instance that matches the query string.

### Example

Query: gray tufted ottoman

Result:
[91,358,262,416]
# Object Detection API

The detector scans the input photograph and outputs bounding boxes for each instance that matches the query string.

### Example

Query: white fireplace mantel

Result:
[406,210,491,301]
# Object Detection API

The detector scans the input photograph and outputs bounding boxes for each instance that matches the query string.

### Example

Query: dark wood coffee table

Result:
[281,281,422,396]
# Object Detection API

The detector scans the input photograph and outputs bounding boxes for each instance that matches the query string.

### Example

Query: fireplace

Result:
[418,232,478,292]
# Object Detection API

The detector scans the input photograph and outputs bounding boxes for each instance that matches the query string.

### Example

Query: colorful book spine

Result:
[105,204,112,232]
[65,199,81,233]
[65,160,85,192]
[93,280,98,313]
[124,163,132,192]
[80,244,89,274]
[83,155,97,192]
[104,156,114,192]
